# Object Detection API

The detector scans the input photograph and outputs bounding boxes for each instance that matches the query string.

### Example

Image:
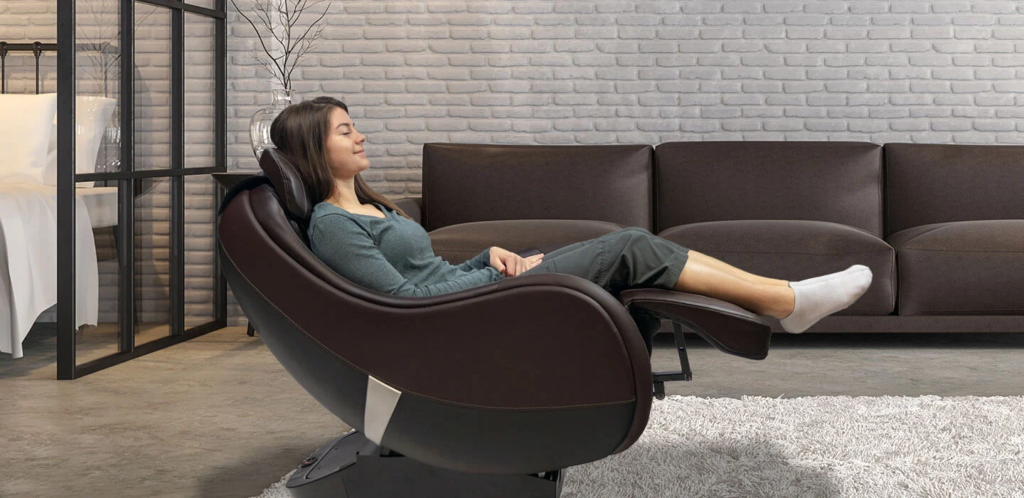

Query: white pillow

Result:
[42,95,118,187]
[0,93,58,184]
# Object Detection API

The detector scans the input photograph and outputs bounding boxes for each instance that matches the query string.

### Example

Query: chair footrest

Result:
[619,289,772,360]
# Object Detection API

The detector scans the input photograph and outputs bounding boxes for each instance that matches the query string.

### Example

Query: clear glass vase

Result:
[249,89,293,160]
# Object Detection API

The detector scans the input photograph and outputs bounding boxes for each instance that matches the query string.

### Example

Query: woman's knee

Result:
[620,226,653,236]
[626,227,658,244]
[613,228,659,251]
[619,227,687,256]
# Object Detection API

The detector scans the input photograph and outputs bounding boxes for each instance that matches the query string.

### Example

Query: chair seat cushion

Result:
[887,220,1024,316]
[657,220,895,315]
[428,219,627,264]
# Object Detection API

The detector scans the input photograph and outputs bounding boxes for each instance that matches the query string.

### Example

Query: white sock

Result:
[785,264,869,288]
[779,266,873,334]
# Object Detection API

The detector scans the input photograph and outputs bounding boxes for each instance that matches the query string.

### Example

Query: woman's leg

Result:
[690,250,790,288]
[522,228,868,330]
[558,228,795,318]
[673,249,795,320]
[659,241,871,334]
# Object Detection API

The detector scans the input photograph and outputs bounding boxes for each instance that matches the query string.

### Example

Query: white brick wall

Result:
[7,0,1024,327]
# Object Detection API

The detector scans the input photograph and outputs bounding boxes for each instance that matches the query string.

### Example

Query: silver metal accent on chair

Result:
[364,375,403,445]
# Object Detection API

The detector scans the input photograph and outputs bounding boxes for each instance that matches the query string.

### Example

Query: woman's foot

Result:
[775,266,873,333]
[765,265,869,319]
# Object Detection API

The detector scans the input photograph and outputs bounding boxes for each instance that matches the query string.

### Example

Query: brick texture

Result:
[5,1,1024,328]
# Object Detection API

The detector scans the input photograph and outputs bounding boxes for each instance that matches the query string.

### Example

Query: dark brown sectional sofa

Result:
[391,141,1024,335]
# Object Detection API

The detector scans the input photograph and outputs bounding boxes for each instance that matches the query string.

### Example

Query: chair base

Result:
[286,430,565,498]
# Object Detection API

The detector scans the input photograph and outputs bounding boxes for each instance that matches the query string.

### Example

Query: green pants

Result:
[518,227,690,355]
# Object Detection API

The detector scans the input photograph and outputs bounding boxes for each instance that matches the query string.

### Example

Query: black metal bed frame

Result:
[40,0,229,379]
[0,41,56,94]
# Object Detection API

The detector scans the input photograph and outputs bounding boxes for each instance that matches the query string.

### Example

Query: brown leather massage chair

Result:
[216,148,775,498]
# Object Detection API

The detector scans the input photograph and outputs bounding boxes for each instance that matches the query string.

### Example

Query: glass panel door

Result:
[59,0,226,379]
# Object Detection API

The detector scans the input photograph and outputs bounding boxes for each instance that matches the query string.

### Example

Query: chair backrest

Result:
[654,141,884,237]
[422,143,655,232]
[884,143,1024,238]
[252,147,313,246]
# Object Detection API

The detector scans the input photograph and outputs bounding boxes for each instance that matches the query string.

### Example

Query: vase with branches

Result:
[230,0,332,159]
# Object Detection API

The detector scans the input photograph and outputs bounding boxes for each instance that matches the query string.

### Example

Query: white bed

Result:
[0,92,118,358]
[0,183,119,358]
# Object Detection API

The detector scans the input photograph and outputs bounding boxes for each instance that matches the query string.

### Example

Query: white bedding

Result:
[0,182,103,358]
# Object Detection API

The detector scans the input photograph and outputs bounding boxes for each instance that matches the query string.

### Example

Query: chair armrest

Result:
[336,272,653,410]
[391,196,422,225]
[619,289,772,360]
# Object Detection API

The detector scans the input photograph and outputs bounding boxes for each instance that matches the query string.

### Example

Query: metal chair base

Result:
[287,430,565,498]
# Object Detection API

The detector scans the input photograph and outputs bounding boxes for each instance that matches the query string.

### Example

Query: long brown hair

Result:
[268,96,413,221]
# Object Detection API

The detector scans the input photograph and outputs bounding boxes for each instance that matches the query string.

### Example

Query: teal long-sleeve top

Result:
[308,200,506,297]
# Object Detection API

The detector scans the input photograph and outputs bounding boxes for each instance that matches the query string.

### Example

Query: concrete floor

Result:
[1,324,1023,497]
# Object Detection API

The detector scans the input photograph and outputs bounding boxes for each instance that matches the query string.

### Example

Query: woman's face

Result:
[323,106,368,179]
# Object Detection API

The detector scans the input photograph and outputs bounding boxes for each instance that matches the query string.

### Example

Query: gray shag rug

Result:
[253,395,1024,497]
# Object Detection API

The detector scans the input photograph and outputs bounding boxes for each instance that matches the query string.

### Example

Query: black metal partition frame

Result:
[57,0,228,379]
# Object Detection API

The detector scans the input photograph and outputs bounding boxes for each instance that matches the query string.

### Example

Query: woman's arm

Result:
[453,246,493,272]
[312,216,502,297]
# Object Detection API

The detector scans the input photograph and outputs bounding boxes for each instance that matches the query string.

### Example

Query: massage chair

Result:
[216,148,774,497]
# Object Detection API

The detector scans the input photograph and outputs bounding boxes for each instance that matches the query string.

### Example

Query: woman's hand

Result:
[488,247,544,277]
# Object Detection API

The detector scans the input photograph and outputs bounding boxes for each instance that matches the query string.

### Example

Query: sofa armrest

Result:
[392,196,422,225]
[619,289,772,360]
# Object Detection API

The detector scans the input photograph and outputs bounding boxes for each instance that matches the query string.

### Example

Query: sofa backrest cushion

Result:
[422,143,654,231]
[885,143,1024,238]
[654,141,884,237]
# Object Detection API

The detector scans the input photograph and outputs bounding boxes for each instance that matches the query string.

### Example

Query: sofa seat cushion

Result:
[887,220,1024,316]
[657,220,895,315]
[429,219,627,265]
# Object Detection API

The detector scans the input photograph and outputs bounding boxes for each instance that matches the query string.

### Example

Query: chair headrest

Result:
[259,147,312,224]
